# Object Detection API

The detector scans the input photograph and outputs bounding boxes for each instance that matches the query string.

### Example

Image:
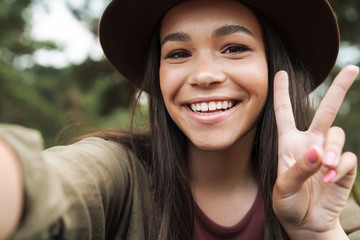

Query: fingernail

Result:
[323,169,337,183]
[324,151,336,166]
[307,147,318,164]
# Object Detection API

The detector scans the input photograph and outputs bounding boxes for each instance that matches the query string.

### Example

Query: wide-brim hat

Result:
[99,0,339,92]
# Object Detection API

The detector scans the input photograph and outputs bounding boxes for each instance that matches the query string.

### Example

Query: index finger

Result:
[310,65,359,134]
[274,70,296,136]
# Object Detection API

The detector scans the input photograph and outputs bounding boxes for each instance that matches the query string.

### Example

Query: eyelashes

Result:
[222,45,249,54]
[166,50,191,59]
[164,44,250,60]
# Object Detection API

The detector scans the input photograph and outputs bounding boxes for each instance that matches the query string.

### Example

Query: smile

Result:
[189,100,237,115]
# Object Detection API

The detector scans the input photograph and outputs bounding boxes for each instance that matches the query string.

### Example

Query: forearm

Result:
[0,139,23,240]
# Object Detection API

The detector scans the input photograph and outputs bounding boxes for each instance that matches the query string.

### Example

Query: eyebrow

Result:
[212,24,253,38]
[161,24,253,46]
[161,32,191,46]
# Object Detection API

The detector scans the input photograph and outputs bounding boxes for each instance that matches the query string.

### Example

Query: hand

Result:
[272,65,359,239]
[0,138,23,240]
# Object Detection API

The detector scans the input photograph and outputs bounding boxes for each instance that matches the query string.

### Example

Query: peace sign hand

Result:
[272,65,359,240]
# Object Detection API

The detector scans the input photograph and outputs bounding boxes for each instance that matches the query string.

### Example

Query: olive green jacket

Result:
[1,124,359,240]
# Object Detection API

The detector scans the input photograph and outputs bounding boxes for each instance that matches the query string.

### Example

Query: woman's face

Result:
[159,0,268,151]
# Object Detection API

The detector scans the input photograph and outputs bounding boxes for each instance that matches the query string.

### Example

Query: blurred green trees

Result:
[330,0,360,158]
[0,0,135,147]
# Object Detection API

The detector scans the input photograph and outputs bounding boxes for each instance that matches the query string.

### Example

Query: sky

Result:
[29,0,360,69]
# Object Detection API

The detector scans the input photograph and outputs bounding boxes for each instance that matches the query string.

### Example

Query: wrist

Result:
[283,221,348,240]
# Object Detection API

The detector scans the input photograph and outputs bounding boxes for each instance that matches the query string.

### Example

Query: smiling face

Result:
[159,0,268,151]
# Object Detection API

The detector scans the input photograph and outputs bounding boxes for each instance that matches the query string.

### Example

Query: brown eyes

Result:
[222,45,249,54]
[166,50,191,59]
[165,45,249,59]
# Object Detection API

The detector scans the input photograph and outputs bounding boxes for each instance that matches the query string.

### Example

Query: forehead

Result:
[160,0,262,39]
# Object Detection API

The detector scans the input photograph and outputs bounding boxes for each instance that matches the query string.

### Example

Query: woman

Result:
[0,0,359,239]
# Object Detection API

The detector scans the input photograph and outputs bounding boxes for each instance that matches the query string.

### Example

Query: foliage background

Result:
[1,0,360,197]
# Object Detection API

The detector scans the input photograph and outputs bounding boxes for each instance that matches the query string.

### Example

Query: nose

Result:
[188,55,226,88]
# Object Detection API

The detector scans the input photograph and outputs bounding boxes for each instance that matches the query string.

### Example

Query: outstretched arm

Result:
[272,65,359,239]
[0,139,23,240]
[0,125,150,240]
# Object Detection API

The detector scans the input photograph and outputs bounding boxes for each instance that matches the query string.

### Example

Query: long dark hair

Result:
[90,7,313,240]
[251,9,313,240]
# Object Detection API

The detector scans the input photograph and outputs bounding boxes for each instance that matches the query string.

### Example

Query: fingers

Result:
[278,125,355,190]
[275,147,322,195]
[275,145,356,196]
[310,65,359,134]
[322,126,357,184]
[323,126,345,168]
[330,152,357,184]
[274,71,296,136]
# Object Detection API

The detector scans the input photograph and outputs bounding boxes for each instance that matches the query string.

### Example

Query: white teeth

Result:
[196,103,201,111]
[190,100,235,113]
[208,101,216,111]
[222,101,228,109]
[200,102,208,111]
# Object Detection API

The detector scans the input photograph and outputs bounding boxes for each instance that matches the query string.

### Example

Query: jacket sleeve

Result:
[0,124,135,240]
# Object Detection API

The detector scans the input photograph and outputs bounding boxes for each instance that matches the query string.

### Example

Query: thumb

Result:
[275,147,322,195]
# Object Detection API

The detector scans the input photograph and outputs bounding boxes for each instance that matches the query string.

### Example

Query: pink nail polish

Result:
[323,169,337,183]
[307,147,318,164]
[324,151,336,166]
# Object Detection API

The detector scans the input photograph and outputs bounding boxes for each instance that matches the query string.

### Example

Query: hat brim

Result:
[99,0,339,91]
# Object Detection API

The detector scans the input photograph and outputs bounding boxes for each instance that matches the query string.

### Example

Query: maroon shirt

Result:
[192,192,264,240]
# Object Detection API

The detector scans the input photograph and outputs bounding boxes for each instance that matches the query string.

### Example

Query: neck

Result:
[188,128,257,193]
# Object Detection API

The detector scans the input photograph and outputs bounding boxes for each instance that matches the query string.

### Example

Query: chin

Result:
[191,138,235,152]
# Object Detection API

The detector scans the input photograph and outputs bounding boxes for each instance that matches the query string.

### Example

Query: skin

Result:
[0,139,23,240]
[160,0,359,238]
[273,67,359,239]
[160,0,268,151]
[160,0,267,226]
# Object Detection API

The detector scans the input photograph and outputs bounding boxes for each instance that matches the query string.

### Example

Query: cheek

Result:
[250,67,268,100]
[159,66,166,96]
[159,66,173,104]
[159,65,187,103]
[228,58,268,98]
[255,59,269,100]
[159,66,188,130]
